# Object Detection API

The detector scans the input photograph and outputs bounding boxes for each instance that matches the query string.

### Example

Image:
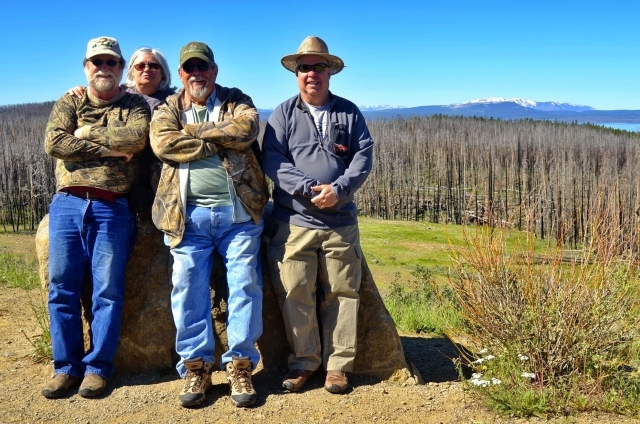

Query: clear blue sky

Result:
[1,0,638,110]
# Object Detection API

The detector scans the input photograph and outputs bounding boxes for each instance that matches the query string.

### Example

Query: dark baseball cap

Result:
[179,41,214,66]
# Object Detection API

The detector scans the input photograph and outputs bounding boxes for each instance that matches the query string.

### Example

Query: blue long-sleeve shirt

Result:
[262,93,374,229]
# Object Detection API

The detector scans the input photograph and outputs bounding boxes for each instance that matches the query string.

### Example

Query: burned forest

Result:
[1,103,638,250]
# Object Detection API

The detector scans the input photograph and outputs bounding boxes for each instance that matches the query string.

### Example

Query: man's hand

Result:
[310,184,338,209]
[66,86,86,99]
[108,150,133,162]
[73,127,86,138]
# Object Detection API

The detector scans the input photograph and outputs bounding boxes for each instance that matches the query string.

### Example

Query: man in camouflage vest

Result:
[150,41,268,408]
[42,36,150,399]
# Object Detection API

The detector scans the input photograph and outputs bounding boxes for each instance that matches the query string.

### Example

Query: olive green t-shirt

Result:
[186,103,231,207]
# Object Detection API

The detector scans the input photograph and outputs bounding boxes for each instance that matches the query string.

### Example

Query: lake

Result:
[596,122,640,132]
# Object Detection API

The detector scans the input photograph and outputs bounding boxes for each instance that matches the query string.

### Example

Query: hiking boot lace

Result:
[183,369,207,393]
[230,367,254,393]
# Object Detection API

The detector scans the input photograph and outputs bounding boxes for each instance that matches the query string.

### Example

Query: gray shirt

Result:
[125,86,174,116]
[262,93,374,229]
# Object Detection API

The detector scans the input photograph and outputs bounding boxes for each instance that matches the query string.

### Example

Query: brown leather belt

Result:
[58,190,120,202]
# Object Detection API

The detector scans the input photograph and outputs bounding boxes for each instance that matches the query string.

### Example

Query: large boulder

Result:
[36,209,416,382]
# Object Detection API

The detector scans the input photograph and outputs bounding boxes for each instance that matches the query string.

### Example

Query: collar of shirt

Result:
[183,88,221,124]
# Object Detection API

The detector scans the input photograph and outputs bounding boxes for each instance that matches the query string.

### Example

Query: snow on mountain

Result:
[451,98,594,112]
[531,101,594,112]
[359,105,406,111]
[454,97,536,108]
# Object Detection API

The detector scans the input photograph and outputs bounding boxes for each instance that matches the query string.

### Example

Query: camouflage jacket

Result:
[150,85,269,247]
[45,89,150,193]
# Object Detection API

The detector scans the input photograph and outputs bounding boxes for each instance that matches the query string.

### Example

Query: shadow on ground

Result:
[401,336,460,383]
[105,335,463,401]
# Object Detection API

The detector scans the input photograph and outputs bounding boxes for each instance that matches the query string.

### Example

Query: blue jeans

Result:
[168,205,263,377]
[48,193,135,379]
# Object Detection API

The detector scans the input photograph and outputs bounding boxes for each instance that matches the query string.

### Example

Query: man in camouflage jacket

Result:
[150,41,268,408]
[41,36,149,400]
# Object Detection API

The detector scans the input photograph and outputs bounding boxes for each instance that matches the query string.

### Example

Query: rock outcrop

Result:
[36,209,416,382]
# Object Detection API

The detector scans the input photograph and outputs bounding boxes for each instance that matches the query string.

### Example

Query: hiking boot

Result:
[324,370,349,394]
[282,368,314,392]
[78,374,107,398]
[41,374,82,399]
[225,356,257,407]
[179,358,213,407]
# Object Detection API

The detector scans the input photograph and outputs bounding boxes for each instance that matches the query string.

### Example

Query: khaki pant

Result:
[266,221,362,372]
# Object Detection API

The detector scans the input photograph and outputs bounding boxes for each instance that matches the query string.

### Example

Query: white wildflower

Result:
[471,373,483,379]
[484,355,495,360]
[472,358,485,364]
[517,354,529,361]
[479,348,488,354]
[521,372,536,379]
[471,378,490,387]
[491,378,502,385]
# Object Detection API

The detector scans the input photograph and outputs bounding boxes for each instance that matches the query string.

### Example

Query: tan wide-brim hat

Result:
[281,36,344,75]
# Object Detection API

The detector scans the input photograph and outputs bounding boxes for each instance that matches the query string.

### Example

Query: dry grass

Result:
[445,190,640,417]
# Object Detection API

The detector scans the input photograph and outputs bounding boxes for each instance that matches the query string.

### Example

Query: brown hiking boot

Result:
[225,356,257,407]
[179,358,213,407]
[41,374,82,399]
[78,374,107,398]
[282,368,314,392]
[324,370,349,394]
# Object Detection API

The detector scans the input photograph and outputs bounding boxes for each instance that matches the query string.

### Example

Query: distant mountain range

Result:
[259,98,640,123]
[451,97,594,112]
[358,98,640,123]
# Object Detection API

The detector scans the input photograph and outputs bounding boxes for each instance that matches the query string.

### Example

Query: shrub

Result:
[448,193,640,416]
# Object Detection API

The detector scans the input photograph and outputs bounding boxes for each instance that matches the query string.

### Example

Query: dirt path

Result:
[2,288,639,423]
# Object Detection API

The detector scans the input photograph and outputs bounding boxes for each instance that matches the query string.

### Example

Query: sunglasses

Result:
[133,62,161,71]
[91,58,120,67]
[182,62,210,73]
[296,63,330,73]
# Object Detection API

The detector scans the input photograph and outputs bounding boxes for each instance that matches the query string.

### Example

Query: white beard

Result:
[85,69,120,94]
[188,76,209,102]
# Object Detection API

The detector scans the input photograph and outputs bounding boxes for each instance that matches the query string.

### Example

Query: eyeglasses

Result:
[133,62,161,71]
[90,58,120,67]
[182,62,210,73]
[296,63,330,73]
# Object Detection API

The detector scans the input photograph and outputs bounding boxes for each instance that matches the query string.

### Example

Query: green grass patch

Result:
[22,289,52,363]
[383,265,462,335]
[359,217,554,336]
[0,249,51,362]
[0,231,37,262]
[359,217,550,291]
[359,217,459,290]
[0,252,39,289]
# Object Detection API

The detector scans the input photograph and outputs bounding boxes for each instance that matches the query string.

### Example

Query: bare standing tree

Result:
[1,103,638,254]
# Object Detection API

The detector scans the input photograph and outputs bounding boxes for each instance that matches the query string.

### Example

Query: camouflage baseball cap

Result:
[179,41,214,66]
[86,36,122,59]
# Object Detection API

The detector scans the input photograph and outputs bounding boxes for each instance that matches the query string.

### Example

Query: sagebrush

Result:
[447,191,640,416]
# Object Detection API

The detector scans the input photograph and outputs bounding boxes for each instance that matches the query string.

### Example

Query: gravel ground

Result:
[2,287,639,424]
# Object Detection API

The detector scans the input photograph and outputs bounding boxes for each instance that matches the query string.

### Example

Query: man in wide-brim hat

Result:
[262,36,374,394]
[280,36,345,75]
